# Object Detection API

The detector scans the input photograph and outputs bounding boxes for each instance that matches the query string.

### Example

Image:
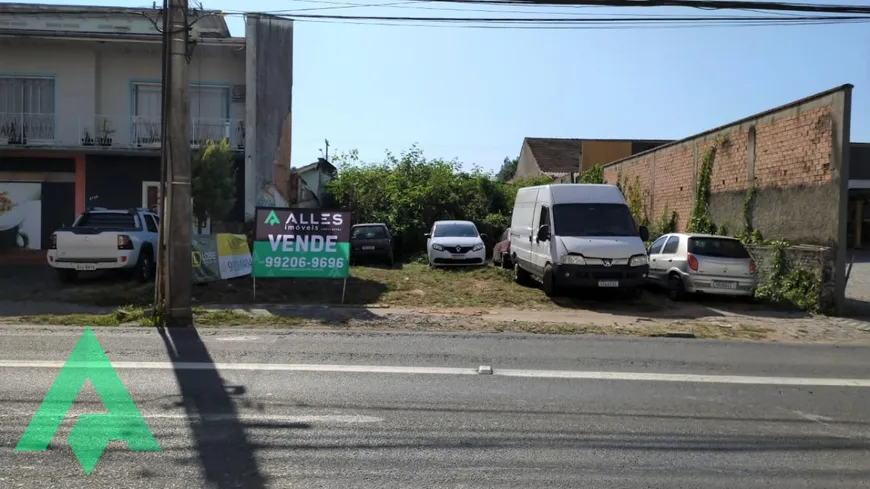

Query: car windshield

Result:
[433,223,478,238]
[552,204,638,237]
[352,226,388,239]
[75,212,138,229]
[688,237,750,259]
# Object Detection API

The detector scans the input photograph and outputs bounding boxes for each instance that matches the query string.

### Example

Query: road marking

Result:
[0,412,382,423]
[2,360,869,387]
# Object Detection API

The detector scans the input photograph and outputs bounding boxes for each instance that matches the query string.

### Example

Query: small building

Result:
[288,158,337,208]
[514,137,671,181]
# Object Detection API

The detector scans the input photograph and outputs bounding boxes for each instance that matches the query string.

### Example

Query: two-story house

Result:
[0,4,293,254]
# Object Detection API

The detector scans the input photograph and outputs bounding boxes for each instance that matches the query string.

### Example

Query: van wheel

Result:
[501,253,511,269]
[513,261,531,286]
[542,264,559,297]
[668,273,686,301]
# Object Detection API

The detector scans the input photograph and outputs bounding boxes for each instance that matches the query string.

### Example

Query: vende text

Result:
[268,234,338,252]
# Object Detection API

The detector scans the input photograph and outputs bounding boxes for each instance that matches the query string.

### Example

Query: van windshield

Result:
[552,203,638,237]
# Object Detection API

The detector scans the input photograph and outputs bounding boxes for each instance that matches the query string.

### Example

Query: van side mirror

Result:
[536,225,549,242]
[638,225,649,242]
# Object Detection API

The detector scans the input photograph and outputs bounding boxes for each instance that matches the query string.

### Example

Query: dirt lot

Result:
[3,263,870,344]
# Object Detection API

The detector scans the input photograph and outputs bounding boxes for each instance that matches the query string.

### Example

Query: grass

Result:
[57,263,556,309]
[15,306,305,328]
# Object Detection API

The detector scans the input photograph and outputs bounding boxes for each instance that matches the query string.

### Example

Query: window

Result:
[538,206,550,228]
[351,225,388,239]
[0,76,55,140]
[552,203,638,237]
[132,83,231,144]
[648,236,668,254]
[75,212,139,230]
[433,223,478,238]
[144,215,158,233]
[688,237,750,259]
[662,236,681,254]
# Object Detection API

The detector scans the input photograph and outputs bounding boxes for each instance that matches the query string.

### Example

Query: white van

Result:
[509,184,650,297]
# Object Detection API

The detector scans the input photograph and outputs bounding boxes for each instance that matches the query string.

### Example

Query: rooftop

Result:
[0,2,233,39]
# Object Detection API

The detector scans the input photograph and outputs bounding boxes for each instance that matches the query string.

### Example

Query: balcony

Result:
[0,113,55,145]
[78,115,245,150]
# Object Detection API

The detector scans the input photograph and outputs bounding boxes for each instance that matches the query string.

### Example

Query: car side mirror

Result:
[638,225,649,242]
[480,233,487,240]
[536,225,549,242]
[424,233,430,238]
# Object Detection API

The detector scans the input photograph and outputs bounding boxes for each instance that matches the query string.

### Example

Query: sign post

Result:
[252,207,351,302]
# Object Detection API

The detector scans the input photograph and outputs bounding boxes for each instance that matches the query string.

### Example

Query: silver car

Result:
[645,233,757,300]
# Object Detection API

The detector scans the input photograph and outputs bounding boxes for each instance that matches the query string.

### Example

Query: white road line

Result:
[0,412,382,423]
[1,360,869,387]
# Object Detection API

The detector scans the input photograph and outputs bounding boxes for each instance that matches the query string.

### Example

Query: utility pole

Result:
[324,139,330,161]
[160,0,193,326]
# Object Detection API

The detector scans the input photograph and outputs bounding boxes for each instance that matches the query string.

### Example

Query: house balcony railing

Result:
[78,115,245,150]
[0,112,55,145]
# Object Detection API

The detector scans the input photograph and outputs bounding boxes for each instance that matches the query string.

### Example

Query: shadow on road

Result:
[157,326,269,489]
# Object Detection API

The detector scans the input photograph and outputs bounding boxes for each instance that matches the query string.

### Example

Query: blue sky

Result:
[28,0,870,172]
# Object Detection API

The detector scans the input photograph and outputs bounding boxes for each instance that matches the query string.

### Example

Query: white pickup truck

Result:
[47,207,159,283]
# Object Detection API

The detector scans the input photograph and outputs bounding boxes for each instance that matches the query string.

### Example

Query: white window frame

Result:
[0,75,56,142]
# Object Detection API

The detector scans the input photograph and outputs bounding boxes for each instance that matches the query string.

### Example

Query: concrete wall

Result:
[602,84,852,312]
[580,140,632,171]
[0,37,244,146]
[514,141,542,179]
[244,14,294,220]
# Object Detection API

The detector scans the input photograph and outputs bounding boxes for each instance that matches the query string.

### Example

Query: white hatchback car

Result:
[425,220,486,267]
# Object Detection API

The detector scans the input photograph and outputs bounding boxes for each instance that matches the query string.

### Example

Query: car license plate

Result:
[712,280,737,289]
[598,280,619,288]
[75,264,97,271]
[362,246,375,250]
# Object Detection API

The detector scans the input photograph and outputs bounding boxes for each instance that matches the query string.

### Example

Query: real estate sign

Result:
[252,207,351,278]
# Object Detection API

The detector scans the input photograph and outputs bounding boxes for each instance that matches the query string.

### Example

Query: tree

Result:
[191,138,236,233]
[496,156,519,182]
[326,146,550,258]
[577,164,605,184]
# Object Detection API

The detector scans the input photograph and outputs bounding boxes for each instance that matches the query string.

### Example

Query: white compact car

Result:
[425,220,487,267]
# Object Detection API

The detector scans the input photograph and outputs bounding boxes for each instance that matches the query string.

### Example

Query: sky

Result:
[25,0,870,173]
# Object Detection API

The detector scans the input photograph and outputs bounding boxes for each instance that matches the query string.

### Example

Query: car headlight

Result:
[629,254,648,267]
[560,255,586,265]
[472,243,484,251]
[432,244,444,251]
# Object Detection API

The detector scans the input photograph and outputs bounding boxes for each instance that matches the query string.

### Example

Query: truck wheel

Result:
[56,269,77,284]
[135,248,155,283]
[542,264,559,297]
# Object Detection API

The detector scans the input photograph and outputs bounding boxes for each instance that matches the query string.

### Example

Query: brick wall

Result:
[602,85,851,247]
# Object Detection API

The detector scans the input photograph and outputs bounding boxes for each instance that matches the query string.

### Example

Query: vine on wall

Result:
[686,141,718,234]
[753,240,822,312]
[737,184,764,245]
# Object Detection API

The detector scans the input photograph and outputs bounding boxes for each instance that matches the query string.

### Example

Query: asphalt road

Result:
[1,326,870,488]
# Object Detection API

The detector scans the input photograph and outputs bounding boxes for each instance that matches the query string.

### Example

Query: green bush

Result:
[326,146,551,258]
